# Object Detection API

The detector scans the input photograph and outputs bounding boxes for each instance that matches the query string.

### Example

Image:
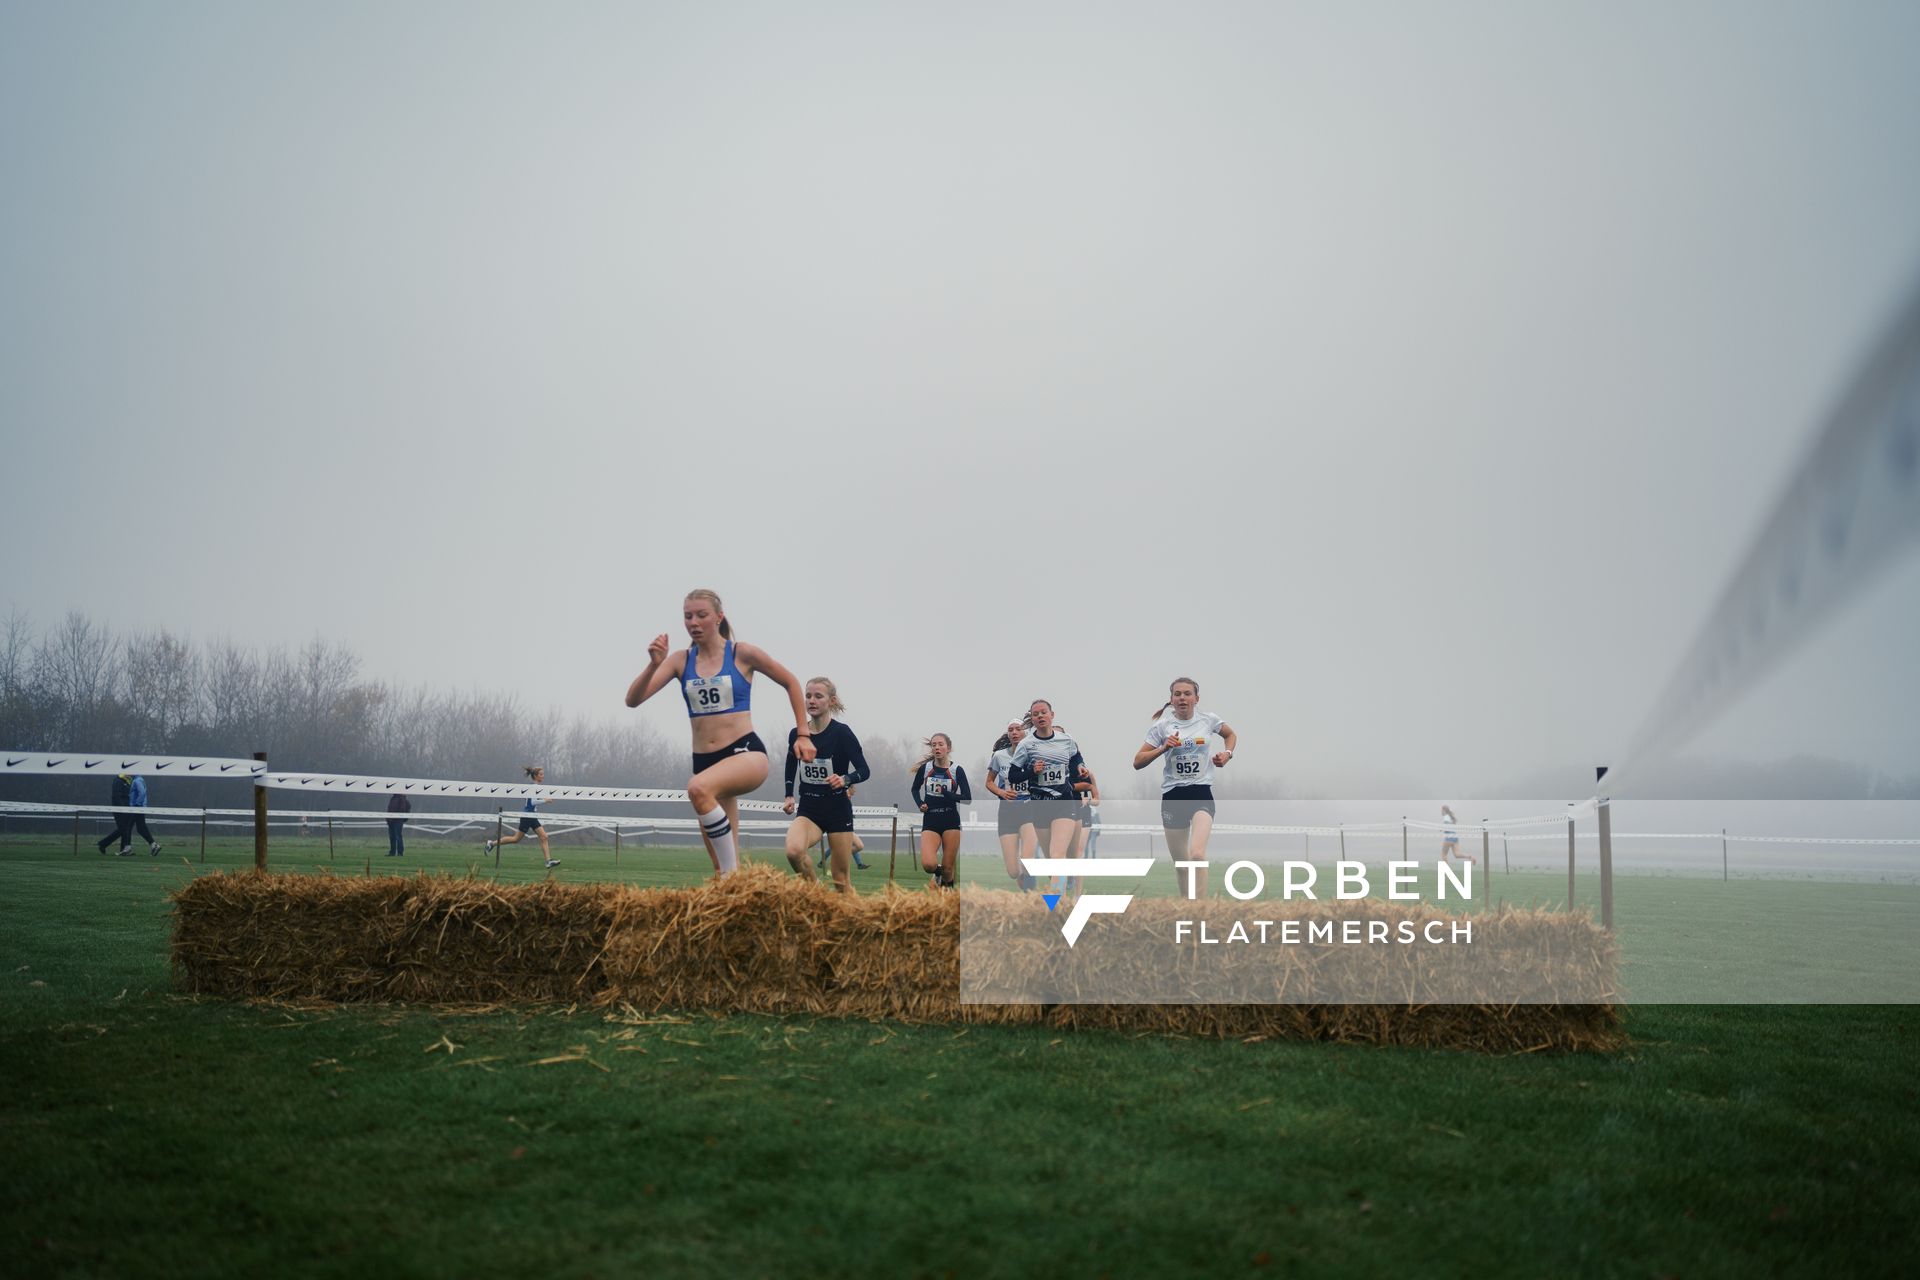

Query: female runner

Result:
[484,764,560,869]
[986,719,1034,890]
[1133,677,1237,898]
[1008,700,1090,895]
[911,734,971,890]
[781,676,869,892]
[624,589,812,876]
[1439,805,1473,864]
[819,789,872,872]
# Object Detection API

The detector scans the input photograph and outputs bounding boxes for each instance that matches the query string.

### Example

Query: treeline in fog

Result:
[0,608,935,814]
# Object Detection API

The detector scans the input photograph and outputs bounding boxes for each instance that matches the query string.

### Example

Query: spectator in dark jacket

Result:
[97,773,160,857]
[386,793,411,858]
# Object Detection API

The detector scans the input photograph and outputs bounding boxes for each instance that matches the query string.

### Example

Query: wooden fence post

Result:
[1595,768,1614,930]
[1482,822,1492,907]
[1566,814,1576,911]
[253,751,268,871]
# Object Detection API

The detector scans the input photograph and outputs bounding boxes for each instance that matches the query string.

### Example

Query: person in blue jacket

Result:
[98,773,160,857]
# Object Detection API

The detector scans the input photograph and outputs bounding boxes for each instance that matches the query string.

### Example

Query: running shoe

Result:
[150,844,162,857]
[544,858,560,869]
[484,840,496,855]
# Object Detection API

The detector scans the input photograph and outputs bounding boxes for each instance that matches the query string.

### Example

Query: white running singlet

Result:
[1145,710,1226,793]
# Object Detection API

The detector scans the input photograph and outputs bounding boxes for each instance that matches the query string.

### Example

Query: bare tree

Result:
[124,629,199,748]
[0,608,36,746]
[33,611,122,744]
[0,607,30,702]
[201,638,260,740]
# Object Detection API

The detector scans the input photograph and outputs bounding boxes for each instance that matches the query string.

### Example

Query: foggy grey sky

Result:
[3,2,1918,796]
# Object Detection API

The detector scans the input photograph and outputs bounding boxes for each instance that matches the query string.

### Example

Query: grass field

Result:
[3,835,1917,1277]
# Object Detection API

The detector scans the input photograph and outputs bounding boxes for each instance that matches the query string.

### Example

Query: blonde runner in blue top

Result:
[625,588,813,877]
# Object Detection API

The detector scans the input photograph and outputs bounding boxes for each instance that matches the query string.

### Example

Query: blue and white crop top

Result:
[679,639,753,717]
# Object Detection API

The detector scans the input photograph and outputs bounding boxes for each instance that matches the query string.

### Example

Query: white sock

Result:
[698,807,738,874]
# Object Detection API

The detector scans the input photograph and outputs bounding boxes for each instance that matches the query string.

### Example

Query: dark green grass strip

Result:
[1,845,1917,1277]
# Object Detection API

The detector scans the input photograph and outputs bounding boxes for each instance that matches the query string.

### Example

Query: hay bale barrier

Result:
[171,866,1623,1052]
[171,873,636,1003]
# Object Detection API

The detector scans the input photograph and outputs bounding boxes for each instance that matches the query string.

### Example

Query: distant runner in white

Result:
[1133,677,1238,899]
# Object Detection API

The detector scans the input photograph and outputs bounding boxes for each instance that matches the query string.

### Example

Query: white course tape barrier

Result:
[1503,829,1920,847]
[1622,272,1920,783]
[1,752,266,778]
[4,799,1907,851]
[259,770,895,817]
[0,800,903,830]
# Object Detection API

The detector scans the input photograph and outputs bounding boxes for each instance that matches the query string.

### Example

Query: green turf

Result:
[1,838,1916,1277]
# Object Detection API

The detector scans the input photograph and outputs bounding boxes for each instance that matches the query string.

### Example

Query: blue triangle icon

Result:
[1042,893,1061,912]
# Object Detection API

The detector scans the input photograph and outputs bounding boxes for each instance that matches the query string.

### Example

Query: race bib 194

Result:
[1037,762,1067,787]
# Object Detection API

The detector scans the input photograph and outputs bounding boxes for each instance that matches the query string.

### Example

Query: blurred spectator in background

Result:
[386,793,410,857]
[97,772,160,857]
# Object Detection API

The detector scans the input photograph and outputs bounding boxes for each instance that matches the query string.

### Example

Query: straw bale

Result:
[171,866,1622,1053]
